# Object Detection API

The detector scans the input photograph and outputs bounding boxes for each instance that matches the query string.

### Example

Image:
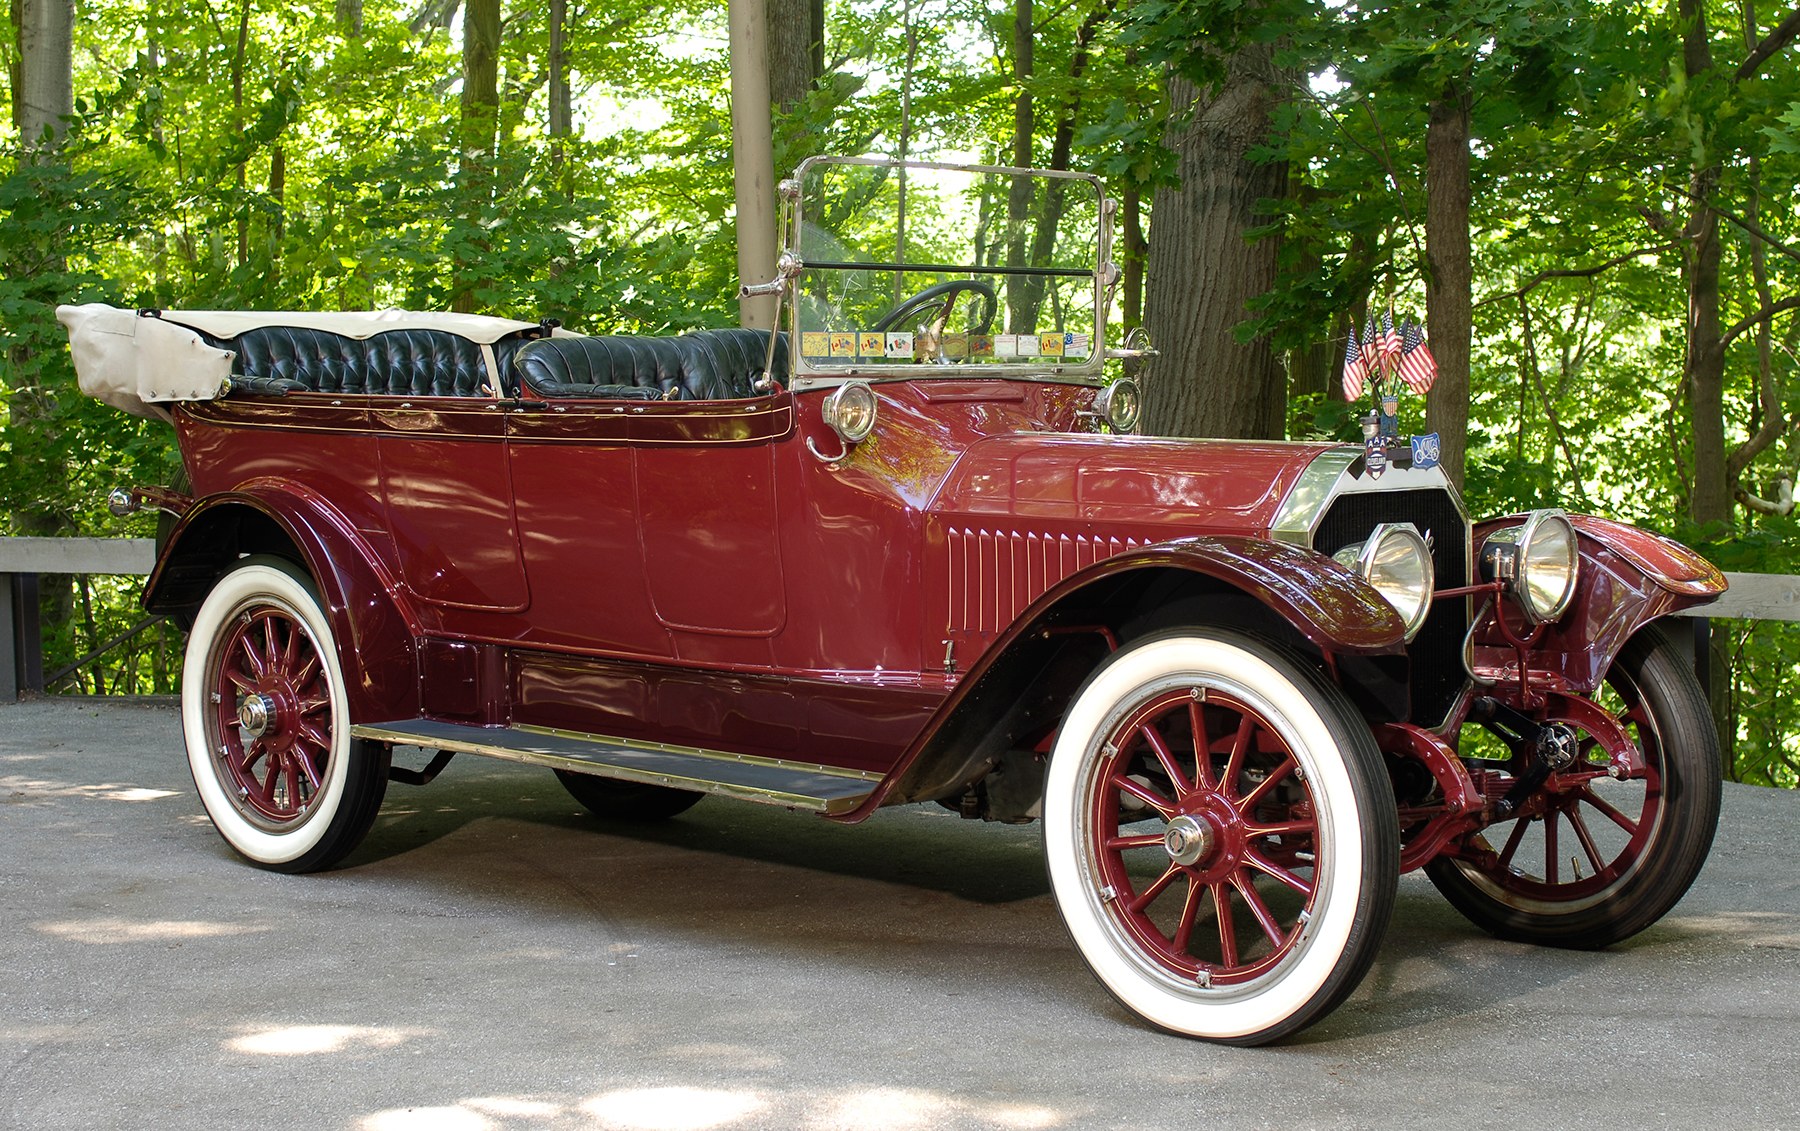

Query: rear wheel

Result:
[1043,628,1398,1044]
[181,556,387,872]
[555,770,704,822]
[1427,625,1721,947]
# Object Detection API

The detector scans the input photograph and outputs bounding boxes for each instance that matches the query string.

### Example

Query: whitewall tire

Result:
[181,556,386,872]
[1043,628,1398,1044]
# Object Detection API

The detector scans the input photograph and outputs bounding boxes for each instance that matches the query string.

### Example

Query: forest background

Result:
[2,0,1797,784]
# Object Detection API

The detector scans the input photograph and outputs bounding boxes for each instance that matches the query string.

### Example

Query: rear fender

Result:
[1470,513,1726,693]
[145,481,421,721]
[836,536,1408,821]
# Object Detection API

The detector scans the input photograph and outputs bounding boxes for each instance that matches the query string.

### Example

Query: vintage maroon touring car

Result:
[61,158,1726,1043]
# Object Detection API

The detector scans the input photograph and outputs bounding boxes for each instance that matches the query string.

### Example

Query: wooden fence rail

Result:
[2,536,1796,702]
[2,537,155,700]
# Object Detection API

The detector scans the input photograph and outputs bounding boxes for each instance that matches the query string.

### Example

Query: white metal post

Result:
[729,0,779,329]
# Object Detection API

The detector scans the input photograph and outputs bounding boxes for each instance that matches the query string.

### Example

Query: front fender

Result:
[1470,513,1726,692]
[1025,535,1411,656]
[145,480,422,722]
[836,535,1407,821]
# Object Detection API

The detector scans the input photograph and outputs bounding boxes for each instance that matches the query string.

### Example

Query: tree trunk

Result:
[767,0,821,113]
[1120,183,1147,382]
[1679,0,1730,527]
[453,0,501,313]
[10,0,72,150]
[1140,52,1290,440]
[548,0,571,183]
[1013,1,1111,326]
[1003,0,1034,330]
[1285,180,1332,405]
[1424,87,1472,489]
[231,0,251,269]
[335,0,363,36]
[1121,183,1145,325]
[548,0,571,137]
[893,0,915,303]
[268,143,286,287]
[7,0,76,649]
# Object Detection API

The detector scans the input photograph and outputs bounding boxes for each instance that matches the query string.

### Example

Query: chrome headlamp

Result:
[1093,379,1140,433]
[1333,522,1435,642]
[1479,509,1578,624]
[822,380,878,445]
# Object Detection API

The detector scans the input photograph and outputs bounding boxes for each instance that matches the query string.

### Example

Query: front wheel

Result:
[1427,624,1721,947]
[1043,629,1398,1044]
[181,556,387,873]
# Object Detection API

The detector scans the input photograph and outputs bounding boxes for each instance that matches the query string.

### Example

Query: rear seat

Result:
[207,324,787,403]
[204,325,546,398]
[513,329,788,400]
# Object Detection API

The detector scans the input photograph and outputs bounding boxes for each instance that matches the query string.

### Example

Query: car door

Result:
[505,394,794,658]
[374,397,530,614]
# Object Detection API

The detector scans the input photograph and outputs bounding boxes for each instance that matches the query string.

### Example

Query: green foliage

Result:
[3,0,1797,784]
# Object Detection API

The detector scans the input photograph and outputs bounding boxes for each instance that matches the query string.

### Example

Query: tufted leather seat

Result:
[514,329,788,400]
[205,325,544,398]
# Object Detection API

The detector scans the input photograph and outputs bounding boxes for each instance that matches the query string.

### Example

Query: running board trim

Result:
[350,718,880,815]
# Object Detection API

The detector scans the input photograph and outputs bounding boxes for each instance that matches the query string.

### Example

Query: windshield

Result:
[786,157,1109,387]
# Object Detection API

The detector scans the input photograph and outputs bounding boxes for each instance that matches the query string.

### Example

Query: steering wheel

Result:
[873,280,998,340]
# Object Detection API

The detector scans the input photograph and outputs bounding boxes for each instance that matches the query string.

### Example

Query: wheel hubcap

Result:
[237,693,276,738]
[1162,814,1217,867]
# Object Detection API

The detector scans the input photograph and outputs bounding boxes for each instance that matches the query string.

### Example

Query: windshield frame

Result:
[782,155,1115,393]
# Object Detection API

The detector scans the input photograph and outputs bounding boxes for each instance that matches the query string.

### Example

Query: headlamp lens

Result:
[1334,522,1434,642]
[1479,510,1578,623]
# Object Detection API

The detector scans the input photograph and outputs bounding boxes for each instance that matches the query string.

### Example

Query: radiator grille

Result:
[1312,488,1470,726]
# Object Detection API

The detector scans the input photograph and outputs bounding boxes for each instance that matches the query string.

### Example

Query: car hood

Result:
[929,432,1342,536]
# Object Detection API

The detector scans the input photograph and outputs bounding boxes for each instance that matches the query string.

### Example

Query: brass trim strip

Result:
[1270,447,1360,546]
[509,723,880,783]
[350,721,879,815]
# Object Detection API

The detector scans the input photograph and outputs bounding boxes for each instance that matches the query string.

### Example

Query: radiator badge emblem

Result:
[1364,435,1387,479]
[1411,432,1441,471]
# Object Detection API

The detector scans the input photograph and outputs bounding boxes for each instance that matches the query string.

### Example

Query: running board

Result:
[350,718,880,815]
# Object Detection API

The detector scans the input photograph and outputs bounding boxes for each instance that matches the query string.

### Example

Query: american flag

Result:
[1342,322,1368,401]
[1397,319,1438,393]
[1359,314,1381,377]
[1378,309,1403,374]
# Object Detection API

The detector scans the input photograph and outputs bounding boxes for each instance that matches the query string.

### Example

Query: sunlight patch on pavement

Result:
[980,1102,1064,1129]
[461,1096,566,1119]
[361,1106,495,1131]
[228,1023,434,1057]
[806,1087,1064,1130]
[36,916,266,944]
[347,1085,1070,1131]
[811,1087,941,1130]
[1,774,181,802]
[580,1086,769,1130]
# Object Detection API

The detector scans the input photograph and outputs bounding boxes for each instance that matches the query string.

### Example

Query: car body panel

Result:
[1469,514,1728,692]
[146,482,420,723]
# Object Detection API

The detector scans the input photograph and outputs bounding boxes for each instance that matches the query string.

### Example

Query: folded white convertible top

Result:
[56,303,552,420]
[149,307,547,342]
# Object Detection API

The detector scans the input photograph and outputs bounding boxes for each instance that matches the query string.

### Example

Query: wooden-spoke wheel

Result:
[1429,625,1721,947]
[1091,686,1324,988]
[1044,629,1398,1044]
[181,557,386,873]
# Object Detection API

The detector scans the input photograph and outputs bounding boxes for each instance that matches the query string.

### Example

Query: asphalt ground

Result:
[3,697,1798,1131]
